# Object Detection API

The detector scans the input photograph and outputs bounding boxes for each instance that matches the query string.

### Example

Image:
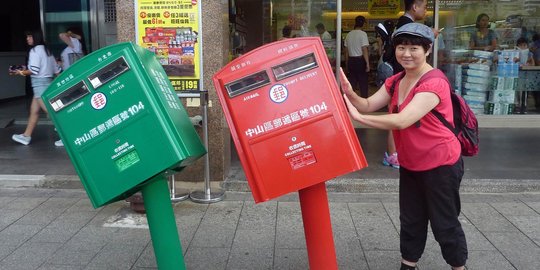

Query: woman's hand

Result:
[343,93,364,123]
[339,68,356,97]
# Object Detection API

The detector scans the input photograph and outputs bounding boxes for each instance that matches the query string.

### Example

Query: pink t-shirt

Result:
[384,71,461,171]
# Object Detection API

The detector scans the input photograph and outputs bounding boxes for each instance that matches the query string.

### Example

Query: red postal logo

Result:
[269,84,288,103]
[91,93,107,110]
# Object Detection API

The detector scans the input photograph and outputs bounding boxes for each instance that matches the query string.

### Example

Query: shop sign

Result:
[368,0,400,16]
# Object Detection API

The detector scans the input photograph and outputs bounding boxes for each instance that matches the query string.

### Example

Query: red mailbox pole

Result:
[299,182,338,270]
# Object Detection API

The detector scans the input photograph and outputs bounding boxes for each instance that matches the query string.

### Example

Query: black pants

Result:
[399,157,468,267]
[347,57,368,98]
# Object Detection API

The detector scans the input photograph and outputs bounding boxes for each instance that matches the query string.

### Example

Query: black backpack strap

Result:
[389,71,405,98]
[431,108,457,135]
[415,69,458,135]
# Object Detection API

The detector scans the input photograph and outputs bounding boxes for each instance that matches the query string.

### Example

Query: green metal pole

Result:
[141,175,186,270]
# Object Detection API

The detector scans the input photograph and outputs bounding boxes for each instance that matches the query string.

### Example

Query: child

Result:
[516,37,534,66]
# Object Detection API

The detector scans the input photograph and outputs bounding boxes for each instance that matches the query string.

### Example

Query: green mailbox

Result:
[42,42,206,208]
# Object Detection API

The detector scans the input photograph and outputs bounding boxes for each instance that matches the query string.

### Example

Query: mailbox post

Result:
[213,37,368,269]
[43,42,206,269]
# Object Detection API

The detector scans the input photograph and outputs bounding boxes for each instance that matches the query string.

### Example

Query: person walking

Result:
[341,23,468,270]
[344,16,370,98]
[11,30,62,146]
[59,27,85,71]
[315,23,332,41]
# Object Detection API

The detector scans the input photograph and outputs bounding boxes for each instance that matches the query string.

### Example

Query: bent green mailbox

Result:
[43,42,206,269]
[42,42,206,208]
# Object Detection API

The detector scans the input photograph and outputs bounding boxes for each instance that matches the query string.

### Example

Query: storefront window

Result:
[438,1,540,115]
[231,0,540,115]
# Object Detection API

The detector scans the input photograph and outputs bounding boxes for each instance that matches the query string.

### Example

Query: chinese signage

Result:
[368,0,400,16]
[135,0,202,92]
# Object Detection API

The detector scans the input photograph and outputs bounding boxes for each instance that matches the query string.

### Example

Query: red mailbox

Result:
[213,37,367,203]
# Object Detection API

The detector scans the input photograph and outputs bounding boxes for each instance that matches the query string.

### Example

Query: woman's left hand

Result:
[343,93,364,123]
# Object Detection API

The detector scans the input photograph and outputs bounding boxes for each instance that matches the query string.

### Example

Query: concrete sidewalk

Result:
[0,188,539,270]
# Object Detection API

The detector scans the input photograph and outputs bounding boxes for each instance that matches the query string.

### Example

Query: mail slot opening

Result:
[49,81,90,112]
[88,57,130,89]
[272,53,318,81]
[225,70,270,97]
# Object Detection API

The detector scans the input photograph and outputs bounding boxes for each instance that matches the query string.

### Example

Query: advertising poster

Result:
[135,0,201,93]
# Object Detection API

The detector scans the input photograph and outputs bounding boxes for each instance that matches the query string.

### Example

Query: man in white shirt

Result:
[344,16,370,98]
[315,23,332,41]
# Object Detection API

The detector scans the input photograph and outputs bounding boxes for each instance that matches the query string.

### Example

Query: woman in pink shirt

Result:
[341,23,467,270]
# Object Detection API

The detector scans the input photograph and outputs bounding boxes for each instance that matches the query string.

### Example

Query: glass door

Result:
[40,0,92,58]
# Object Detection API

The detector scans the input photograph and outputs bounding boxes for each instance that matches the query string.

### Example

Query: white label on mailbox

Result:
[269,84,288,103]
[91,93,107,110]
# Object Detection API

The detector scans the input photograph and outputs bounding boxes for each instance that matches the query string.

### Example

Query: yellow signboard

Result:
[135,0,201,92]
[368,0,400,16]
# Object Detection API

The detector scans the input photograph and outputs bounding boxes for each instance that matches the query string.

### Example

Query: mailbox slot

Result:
[225,70,270,97]
[88,57,130,89]
[272,53,318,81]
[49,81,90,112]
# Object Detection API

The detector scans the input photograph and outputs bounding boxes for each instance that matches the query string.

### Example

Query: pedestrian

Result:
[469,13,498,51]
[340,23,468,270]
[315,23,332,41]
[11,30,62,147]
[59,26,85,71]
[344,15,370,98]
[280,25,292,40]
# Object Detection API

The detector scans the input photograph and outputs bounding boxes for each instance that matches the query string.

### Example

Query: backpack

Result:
[389,69,479,156]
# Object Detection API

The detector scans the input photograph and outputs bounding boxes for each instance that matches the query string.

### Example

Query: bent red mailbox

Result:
[213,37,367,203]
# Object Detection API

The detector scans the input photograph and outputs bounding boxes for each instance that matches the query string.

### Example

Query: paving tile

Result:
[184,247,229,270]
[88,243,145,269]
[226,247,273,270]
[232,229,275,250]
[0,224,42,247]
[190,201,243,248]
[38,264,85,270]
[461,216,497,251]
[275,202,306,249]
[3,197,48,210]
[273,248,308,270]
[329,202,356,231]
[490,201,540,216]
[484,231,540,269]
[236,201,277,231]
[132,244,157,269]
[47,246,100,266]
[349,203,400,251]
[363,250,401,270]
[505,215,540,246]
[462,203,520,232]
[333,230,368,270]
[465,250,515,270]
[417,249,451,269]
[0,209,27,231]
[0,242,62,270]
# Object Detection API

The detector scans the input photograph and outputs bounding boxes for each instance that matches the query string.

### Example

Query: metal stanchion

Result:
[190,91,225,203]
[168,175,189,202]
